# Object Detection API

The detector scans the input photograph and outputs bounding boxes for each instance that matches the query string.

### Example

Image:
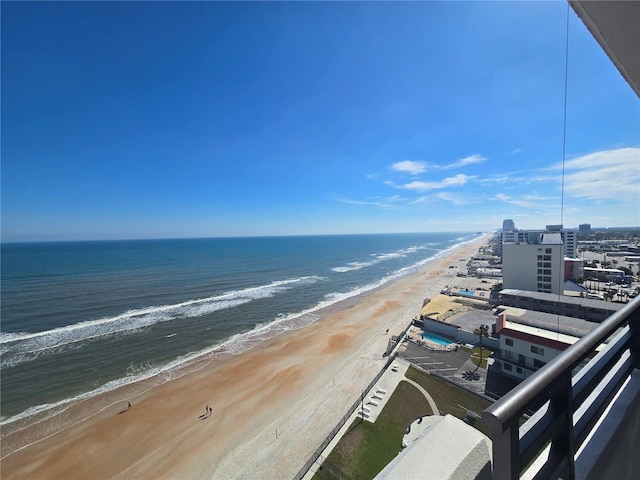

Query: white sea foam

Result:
[331,261,372,273]
[330,244,436,273]
[0,235,483,430]
[0,341,225,429]
[0,276,323,368]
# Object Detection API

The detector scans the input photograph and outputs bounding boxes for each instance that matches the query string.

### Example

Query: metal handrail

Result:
[482,296,640,479]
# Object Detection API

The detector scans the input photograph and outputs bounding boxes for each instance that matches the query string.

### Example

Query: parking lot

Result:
[398,340,471,375]
[397,339,519,399]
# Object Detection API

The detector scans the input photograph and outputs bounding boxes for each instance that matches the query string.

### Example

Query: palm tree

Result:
[472,324,490,374]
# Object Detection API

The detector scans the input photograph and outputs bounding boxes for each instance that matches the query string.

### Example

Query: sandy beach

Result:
[1,236,487,479]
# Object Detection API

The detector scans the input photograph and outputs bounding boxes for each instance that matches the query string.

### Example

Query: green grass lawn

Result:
[405,366,493,437]
[469,347,493,368]
[458,345,493,368]
[313,380,432,480]
[312,365,525,480]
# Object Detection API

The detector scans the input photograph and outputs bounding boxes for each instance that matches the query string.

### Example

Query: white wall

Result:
[502,243,539,292]
[500,332,560,380]
[502,242,564,295]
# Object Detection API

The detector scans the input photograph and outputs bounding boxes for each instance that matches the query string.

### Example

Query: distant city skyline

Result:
[2,2,639,242]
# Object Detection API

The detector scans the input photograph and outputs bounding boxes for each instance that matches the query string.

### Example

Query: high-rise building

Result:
[579,223,592,235]
[498,226,577,259]
[503,219,515,231]
[561,229,577,258]
[502,232,565,295]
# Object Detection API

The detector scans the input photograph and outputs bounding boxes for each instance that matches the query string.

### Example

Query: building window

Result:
[516,367,523,374]
[534,359,546,368]
[545,248,552,254]
[503,362,513,371]
[505,338,514,346]
[531,346,544,355]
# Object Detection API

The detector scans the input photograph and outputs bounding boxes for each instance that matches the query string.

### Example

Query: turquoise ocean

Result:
[1,233,479,428]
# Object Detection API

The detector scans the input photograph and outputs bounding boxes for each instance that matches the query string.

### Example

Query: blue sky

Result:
[2,1,638,242]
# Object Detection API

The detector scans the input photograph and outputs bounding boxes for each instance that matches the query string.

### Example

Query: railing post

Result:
[486,416,520,480]
[546,372,576,479]
[628,304,640,367]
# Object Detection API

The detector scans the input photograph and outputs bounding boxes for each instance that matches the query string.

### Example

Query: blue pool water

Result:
[422,331,454,346]
[459,289,475,296]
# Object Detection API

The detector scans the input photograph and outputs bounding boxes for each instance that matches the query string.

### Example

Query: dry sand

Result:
[0,236,487,480]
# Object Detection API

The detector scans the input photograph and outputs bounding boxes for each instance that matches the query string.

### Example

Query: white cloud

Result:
[391,173,474,192]
[391,160,427,175]
[558,148,640,200]
[444,154,486,169]
[441,173,473,186]
[336,197,401,210]
[389,154,485,176]
[490,193,557,209]
[436,192,478,206]
[399,180,440,191]
[478,175,511,185]
[409,196,430,205]
[493,193,533,208]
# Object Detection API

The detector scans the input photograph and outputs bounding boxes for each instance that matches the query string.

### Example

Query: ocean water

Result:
[0,233,479,427]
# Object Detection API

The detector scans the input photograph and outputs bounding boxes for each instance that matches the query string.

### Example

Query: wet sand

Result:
[0,236,487,479]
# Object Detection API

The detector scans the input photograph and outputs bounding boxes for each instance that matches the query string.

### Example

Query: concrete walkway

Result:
[302,357,440,480]
[403,376,440,415]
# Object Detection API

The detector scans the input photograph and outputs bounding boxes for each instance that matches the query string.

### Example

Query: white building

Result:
[502,233,565,295]
[560,229,578,258]
[495,310,602,381]
[497,227,578,259]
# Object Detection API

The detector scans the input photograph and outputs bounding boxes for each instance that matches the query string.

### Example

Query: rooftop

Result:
[499,320,583,350]
[499,289,624,313]
[497,306,600,338]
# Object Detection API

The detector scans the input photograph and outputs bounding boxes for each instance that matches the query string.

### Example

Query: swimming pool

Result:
[421,331,454,346]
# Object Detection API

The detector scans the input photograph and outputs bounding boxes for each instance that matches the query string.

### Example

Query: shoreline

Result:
[0,235,477,432]
[1,235,488,479]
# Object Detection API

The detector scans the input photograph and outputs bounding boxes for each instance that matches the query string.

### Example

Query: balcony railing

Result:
[482,296,640,479]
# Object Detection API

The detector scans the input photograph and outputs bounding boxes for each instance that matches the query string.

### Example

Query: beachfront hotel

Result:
[502,233,565,296]
[497,223,578,260]
[493,310,601,381]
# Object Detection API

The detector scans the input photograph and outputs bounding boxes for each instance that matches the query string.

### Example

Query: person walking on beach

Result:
[127,401,132,411]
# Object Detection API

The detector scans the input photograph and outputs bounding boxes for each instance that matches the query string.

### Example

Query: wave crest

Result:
[0,276,323,368]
